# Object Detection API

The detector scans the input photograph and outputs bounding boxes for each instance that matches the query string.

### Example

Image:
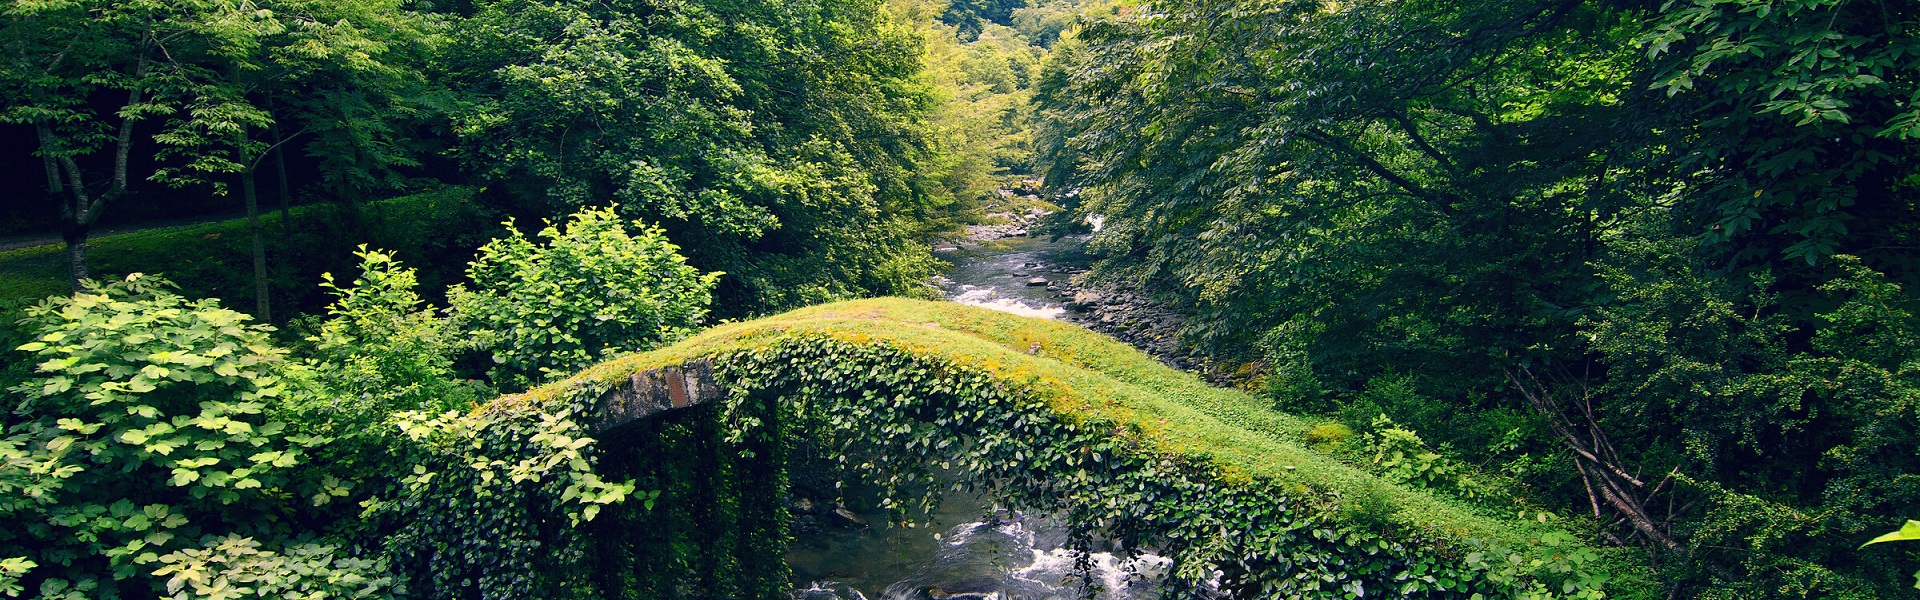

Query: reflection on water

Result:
[788,494,1169,600]
[935,236,1091,320]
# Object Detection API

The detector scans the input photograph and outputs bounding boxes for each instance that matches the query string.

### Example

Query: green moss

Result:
[1306,422,1356,451]
[518,297,1624,562]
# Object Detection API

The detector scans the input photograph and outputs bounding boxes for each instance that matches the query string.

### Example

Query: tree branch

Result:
[1301,126,1456,215]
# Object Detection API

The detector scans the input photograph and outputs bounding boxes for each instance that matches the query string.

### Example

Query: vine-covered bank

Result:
[468,299,1649,598]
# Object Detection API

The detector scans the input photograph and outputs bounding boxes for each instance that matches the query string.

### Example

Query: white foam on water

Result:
[791,581,869,600]
[1012,548,1170,598]
[937,519,1171,599]
[950,286,1066,320]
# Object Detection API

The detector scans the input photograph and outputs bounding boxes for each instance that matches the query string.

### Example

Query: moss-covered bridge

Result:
[480,298,1640,598]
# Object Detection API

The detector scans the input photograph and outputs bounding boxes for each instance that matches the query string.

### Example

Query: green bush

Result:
[303,246,481,415]
[0,274,371,597]
[450,206,720,391]
[1366,415,1466,492]
[1,268,645,598]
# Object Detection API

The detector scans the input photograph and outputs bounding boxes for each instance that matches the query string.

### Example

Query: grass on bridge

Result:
[521,297,1587,555]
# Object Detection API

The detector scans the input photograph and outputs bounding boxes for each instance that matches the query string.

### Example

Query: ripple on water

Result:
[949,286,1066,320]
[936,236,1091,320]
[792,513,1171,600]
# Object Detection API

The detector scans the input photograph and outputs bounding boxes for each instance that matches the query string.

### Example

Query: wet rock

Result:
[829,506,869,529]
[1025,277,1048,286]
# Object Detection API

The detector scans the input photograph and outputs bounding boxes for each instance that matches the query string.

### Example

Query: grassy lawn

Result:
[0,188,492,311]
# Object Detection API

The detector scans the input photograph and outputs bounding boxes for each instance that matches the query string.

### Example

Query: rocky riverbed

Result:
[937,207,1211,375]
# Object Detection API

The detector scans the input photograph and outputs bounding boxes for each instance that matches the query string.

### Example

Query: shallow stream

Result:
[786,491,1170,600]
[932,235,1092,320]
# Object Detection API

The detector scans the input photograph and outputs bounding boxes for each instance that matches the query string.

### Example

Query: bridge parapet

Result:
[591,359,721,435]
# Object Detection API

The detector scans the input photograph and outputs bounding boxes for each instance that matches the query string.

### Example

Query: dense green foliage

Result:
[1037,0,1919,595]
[1,0,440,314]
[900,0,1105,215]
[439,0,951,313]
[0,275,370,598]
[449,207,719,390]
[4,277,1644,597]
[304,247,477,418]
[0,219,676,596]
[3,0,961,319]
[6,0,1914,596]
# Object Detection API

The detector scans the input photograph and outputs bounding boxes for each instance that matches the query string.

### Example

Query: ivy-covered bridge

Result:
[458,299,1638,598]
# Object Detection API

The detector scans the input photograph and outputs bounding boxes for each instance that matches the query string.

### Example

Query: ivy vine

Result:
[470,335,1620,598]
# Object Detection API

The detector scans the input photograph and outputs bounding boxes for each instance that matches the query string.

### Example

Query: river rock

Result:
[1025,277,1048,286]
[829,506,869,529]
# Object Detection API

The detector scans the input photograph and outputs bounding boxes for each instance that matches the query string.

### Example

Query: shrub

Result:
[449,206,720,391]
[0,274,349,596]
[1366,415,1465,492]
[304,246,479,415]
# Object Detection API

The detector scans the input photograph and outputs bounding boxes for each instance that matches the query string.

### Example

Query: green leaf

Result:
[1862,520,1920,548]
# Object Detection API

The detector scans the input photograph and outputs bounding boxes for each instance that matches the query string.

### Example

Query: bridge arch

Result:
[423,299,1634,598]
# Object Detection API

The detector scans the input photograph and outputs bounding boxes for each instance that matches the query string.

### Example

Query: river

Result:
[931,235,1094,320]
[786,490,1171,600]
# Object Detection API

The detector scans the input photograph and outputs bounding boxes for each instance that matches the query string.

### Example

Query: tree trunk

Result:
[270,103,292,232]
[1506,366,1683,553]
[41,67,143,293]
[40,141,85,290]
[243,166,271,322]
[63,225,89,289]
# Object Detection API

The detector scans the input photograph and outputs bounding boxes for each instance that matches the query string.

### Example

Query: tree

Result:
[939,0,1028,41]
[1035,0,1918,594]
[0,0,437,307]
[1638,0,1920,268]
[1,1,191,290]
[442,0,947,313]
[148,0,439,322]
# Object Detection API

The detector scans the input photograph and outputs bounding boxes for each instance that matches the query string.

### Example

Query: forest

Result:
[0,0,1915,598]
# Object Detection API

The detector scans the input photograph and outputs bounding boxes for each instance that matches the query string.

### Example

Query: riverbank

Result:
[940,205,1217,379]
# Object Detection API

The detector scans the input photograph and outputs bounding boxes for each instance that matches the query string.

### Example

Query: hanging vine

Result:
[519,336,1622,598]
